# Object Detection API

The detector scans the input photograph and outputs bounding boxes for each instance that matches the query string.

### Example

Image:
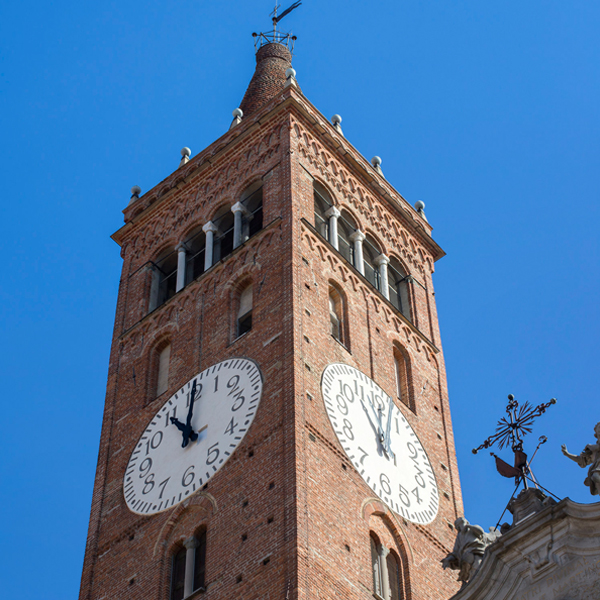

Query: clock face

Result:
[124,358,263,515]
[321,363,439,525]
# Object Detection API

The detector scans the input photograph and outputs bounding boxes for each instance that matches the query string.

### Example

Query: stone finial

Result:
[129,186,142,205]
[414,200,428,222]
[179,147,191,167]
[331,114,344,136]
[230,108,244,130]
[507,488,557,526]
[284,67,297,88]
[562,421,600,496]
[371,156,384,178]
[442,517,501,587]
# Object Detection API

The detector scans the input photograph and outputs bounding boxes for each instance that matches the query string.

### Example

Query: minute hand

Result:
[383,396,395,458]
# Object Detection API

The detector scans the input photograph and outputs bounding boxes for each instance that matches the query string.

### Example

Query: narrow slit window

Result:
[170,546,186,600]
[237,285,253,337]
[156,344,171,397]
[329,287,344,344]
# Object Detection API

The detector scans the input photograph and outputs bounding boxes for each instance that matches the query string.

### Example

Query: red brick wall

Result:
[80,83,462,600]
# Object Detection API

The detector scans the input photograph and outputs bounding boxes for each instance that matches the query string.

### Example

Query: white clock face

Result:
[124,358,263,515]
[322,363,439,525]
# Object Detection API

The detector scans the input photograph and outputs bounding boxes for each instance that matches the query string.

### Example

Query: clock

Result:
[321,363,439,524]
[124,358,263,515]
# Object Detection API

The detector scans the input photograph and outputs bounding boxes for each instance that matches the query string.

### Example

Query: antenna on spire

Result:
[253,1,301,51]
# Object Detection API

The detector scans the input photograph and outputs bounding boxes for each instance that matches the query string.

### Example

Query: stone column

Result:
[379,544,391,600]
[183,536,199,597]
[202,221,218,271]
[147,264,159,311]
[375,254,390,299]
[349,230,366,275]
[231,202,248,249]
[325,206,341,250]
[176,243,187,292]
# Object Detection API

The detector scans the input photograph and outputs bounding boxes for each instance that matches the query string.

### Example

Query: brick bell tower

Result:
[79,29,463,600]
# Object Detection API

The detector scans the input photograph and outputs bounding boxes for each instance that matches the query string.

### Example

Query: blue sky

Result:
[1,1,598,598]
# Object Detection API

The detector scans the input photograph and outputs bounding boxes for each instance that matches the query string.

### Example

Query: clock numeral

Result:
[407,442,419,462]
[379,473,392,496]
[142,474,155,495]
[412,486,423,505]
[342,418,354,441]
[139,458,153,477]
[186,383,202,407]
[398,484,411,507]
[165,407,177,428]
[182,466,195,487]
[357,446,369,466]
[231,389,245,412]
[337,380,356,404]
[414,465,426,488]
[214,375,219,392]
[395,417,400,435]
[158,477,170,499]
[224,418,238,436]
[336,394,349,416]
[227,375,241,396]
[206,443,220,465]
[145,431,163,455]
[353,379,365,402]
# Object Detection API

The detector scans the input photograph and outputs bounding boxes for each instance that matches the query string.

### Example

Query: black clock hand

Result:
[170,417,186,432]
[184,381,200,445]
[383,397,395,459]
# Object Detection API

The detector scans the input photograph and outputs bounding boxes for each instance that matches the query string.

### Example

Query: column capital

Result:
[379,543,391,558]
[176,242,188,253]
[202,221,218,234]
[231,201,249,215]
[183,536,199,550]
[324,205,341,219]
[349,229,365,243]
[374,253,390,267]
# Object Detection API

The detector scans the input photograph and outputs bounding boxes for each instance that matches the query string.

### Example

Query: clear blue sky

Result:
[1,1,598,598]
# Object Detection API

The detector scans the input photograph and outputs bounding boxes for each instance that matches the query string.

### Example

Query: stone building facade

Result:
[79,39,463,600]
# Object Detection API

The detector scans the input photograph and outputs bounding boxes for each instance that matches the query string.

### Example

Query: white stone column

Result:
[349,230,366,275]
[231,202,248,249]
[147,264,159,311]
[183,536,199,597]
[374,254,390,299]
[176,243,187,292]
[202,221,218,271]
[324,206,341,250]
[379,544,391,600]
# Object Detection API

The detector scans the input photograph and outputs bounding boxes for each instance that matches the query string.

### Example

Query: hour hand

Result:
[360,399,385,449]
[170,417,186,432]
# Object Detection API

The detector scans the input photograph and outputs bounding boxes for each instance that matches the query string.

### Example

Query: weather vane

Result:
[253,2,302,51]
[472,393,556,490]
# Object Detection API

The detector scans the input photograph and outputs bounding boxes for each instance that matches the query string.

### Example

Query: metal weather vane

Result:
[253,2,302,50]
[473,394,556,489]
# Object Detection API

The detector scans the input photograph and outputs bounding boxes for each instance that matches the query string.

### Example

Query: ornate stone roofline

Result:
[450,498,600,600]
[113,85,444,263]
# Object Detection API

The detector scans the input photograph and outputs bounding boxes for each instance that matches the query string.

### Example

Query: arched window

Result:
[150,248,178,311]
[387,551,403,600]
[338,211,356,265]
[170,529,206,600]
[156,343,171,397]
[212,207,234,264]
[184,228,206,285]
[329,285,346,346]
[388,258,411,321]
[363,237,381,290]
[313,182,332,240]
[240,182,263,241]
[370,534,405,600]
[370,534,383,597]
[393,345,414,412]
[237,284,253,337]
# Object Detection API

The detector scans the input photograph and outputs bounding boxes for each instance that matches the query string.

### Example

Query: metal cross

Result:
[472,394,556,455]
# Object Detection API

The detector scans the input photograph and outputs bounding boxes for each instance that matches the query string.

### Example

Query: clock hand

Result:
[360,399,386,451]
[170,417,186,432]
[184,381,200,445]
[383,396,395,459]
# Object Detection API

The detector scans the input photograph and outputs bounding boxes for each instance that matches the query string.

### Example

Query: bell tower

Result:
[79,30,463,600]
